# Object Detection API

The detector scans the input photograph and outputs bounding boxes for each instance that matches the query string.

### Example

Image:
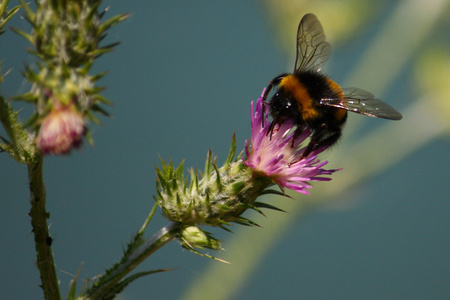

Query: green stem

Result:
[87,221,181,299]
[28,154,61,300]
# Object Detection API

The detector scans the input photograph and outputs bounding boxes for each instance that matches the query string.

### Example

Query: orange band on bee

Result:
[326,79,347,120]
[280,75,319,120]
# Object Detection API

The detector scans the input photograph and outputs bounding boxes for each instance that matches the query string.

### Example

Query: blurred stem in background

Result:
[182,0,449,299]
[27,153,61,300]
[0,1,126,299]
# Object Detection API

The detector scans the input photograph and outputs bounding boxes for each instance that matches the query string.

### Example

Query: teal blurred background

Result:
[1,1,449,299]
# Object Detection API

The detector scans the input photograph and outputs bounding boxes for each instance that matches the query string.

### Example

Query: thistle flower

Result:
[244,88,340,194]
[35,102,85,155]
[154,88,340,257]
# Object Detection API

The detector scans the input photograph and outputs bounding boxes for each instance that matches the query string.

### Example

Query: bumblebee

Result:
[263,13,402,158]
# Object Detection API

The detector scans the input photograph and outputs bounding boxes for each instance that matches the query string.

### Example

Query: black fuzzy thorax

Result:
[293,71,346,130]
[294,71,335,101]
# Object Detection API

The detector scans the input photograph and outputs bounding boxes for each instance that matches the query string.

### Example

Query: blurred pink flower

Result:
[36,103,85,155]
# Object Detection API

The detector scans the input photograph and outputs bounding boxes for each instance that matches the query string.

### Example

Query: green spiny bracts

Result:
[0,2,30,162]
[15,0,126,67]
[0,0,21,35]
[155,134,273,229]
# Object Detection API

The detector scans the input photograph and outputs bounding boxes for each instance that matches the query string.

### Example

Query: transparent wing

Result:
[320,87,403,120]
[294,13,331,73]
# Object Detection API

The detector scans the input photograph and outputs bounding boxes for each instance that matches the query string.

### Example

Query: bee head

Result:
[269,91,299,124]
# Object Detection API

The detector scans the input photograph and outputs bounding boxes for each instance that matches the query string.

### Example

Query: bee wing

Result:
[294,13,331,73]
[320,87,403,120]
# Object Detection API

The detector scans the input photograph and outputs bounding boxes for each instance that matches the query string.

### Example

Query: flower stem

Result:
[28,153,62,300]
[86,221,181,299]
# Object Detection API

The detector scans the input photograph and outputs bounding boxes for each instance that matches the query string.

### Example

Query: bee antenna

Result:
[261,88,272,128]
[260,74,286,129]
[262,87,271,104]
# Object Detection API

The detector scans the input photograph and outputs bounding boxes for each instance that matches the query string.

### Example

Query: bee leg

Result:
[267,119,277,139]
[267,114,285,140]
[302,129,342,159]
[299,140,317,160]
[287,126,314,166]
[290,125,306,148]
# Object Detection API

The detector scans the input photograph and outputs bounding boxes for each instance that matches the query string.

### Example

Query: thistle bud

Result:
[179,226,222,251]
[12,0,127,154]
[35,102,85,155]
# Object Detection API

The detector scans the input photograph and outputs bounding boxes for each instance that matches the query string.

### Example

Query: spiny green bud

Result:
[155,135,273,230]
[24,65,97,114]
[178,226,222,251]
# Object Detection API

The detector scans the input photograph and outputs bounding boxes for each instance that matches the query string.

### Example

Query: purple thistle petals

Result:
[243,89,340,193]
